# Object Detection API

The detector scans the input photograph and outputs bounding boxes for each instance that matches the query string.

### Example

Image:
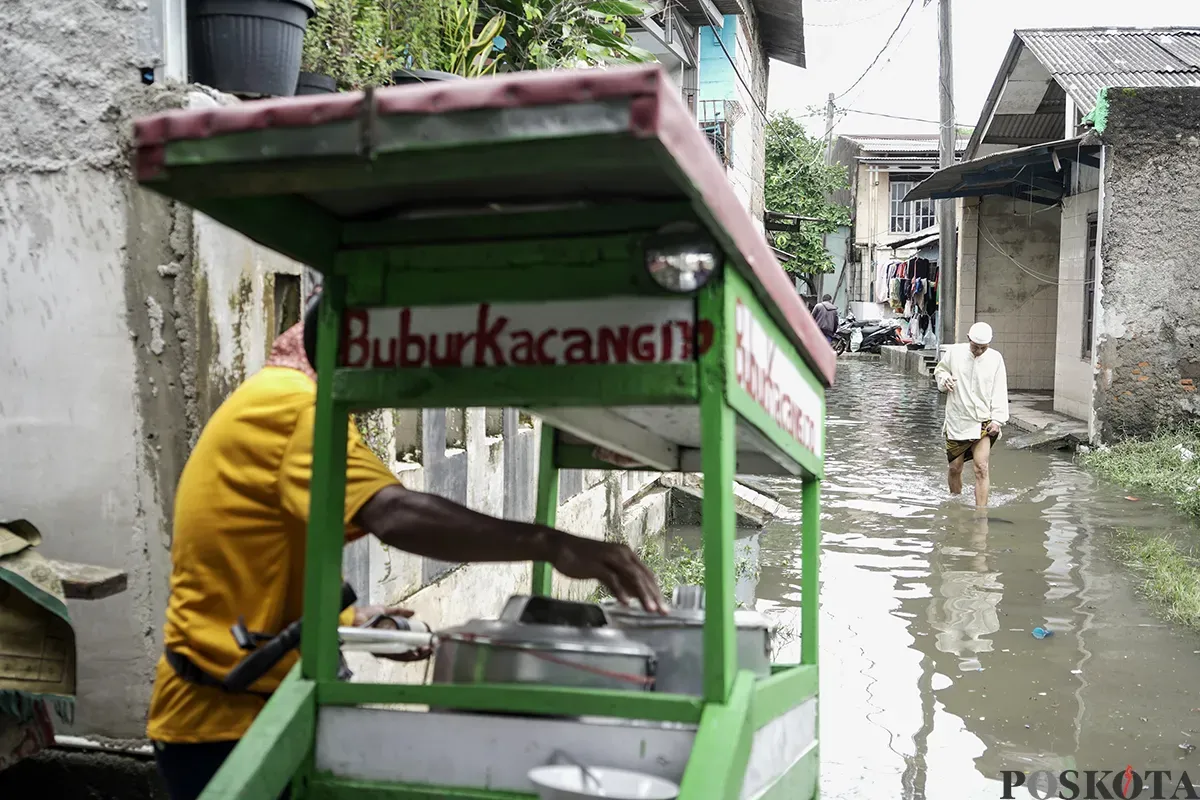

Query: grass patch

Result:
[1079,427,1200,517]
[1110,528,1200,629]
[591,535,759,605]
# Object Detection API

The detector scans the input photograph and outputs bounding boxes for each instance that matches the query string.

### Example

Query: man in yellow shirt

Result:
[147,309,663,800]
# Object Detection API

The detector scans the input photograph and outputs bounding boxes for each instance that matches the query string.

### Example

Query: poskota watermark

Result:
[1002,767,1199,799]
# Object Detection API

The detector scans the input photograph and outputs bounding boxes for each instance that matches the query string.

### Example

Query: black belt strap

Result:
[165,649,273,702]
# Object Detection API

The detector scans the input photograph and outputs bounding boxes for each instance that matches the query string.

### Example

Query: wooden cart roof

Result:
[133,66,835,386]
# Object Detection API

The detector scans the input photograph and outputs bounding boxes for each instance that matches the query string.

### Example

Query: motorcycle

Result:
[857,319,908,354]
[831,312,871,355]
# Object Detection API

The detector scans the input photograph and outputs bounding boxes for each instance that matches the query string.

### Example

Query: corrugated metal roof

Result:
[1016,28,1200,110]
[984,113,1063,145]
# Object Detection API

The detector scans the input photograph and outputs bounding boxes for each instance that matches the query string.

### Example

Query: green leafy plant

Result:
[437,0,506,77]
[591,535,758,606]
[764,111,852,276]
[302,0,395,89]
[481,0,655,72]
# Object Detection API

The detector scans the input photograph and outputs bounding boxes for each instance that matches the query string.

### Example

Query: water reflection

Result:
[671,359,1200,799]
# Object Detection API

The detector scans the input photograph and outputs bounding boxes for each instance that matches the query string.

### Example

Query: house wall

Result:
[962,197,1061,391]
[1095,87,1200,440]
[1053,188,1099,421]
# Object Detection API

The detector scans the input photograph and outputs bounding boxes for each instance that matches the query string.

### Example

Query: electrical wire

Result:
[834,0,920,101]
[805,0,910,28]
[978,219,1092,286]
[836,107,975,127]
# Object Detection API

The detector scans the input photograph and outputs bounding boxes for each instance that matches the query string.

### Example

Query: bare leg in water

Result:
[948,454,966,495]
[972,435,992,508]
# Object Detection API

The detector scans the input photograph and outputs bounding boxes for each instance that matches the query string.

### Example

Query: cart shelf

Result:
[134,64,832,800]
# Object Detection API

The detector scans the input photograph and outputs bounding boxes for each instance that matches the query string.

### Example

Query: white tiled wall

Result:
[1053,189,1099,421]
[971,197,1062,391]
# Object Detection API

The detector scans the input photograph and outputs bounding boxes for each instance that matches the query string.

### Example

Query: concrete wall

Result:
[959,196,1061,391]
[1053,188,1099,421]
[1095,87,1200,439]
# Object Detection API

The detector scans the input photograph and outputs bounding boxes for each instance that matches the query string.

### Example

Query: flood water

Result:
[679,359,1200,798]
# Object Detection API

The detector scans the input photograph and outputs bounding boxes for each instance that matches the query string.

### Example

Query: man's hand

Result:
[986,422,1001,436]
[549,534,665,614]
[353,606,432,662]
[942,376,957,393]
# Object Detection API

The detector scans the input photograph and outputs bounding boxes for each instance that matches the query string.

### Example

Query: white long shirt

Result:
[933,344,1010,440]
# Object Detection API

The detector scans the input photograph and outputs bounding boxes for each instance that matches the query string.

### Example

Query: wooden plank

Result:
[751,665,818,730]
[48,560,127,600]
[725,271,825,480]
[179,194,341,273]
[331,364,699,409]
[301,277,351,682]
[199,668,315,800]
[699,280,737,705]
[308,776,535,800]
[531,426,558,597]
[314,706,693,792]
[340,202,695,247]
[754,746,819,800]
[317,682,704,724]
[531,408,680,472]
[677,671,756,800]
[801,479,821,668]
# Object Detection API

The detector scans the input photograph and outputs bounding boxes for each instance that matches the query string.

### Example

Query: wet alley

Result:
[747,359,1200,798]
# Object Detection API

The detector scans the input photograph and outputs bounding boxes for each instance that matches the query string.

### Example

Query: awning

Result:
[904,134,1102,205]
[888,226,938,250]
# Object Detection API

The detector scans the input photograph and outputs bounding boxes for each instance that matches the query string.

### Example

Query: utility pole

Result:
[823,92,836,164]
[936,0,957,347]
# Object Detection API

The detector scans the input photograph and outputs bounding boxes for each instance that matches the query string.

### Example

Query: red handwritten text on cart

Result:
[341,298,713,368]
[734,299,823,458]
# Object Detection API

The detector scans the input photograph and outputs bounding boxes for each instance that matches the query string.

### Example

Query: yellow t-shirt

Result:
[146,366,399,744]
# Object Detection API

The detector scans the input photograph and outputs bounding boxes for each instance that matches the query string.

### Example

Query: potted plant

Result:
[384,0,504,85]
[189,0,317,98]
[298,0,394,92]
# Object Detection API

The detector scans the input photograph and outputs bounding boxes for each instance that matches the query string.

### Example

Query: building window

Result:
[273,273,302,336]
[889,179,936,234]
[1082,213,1098,360]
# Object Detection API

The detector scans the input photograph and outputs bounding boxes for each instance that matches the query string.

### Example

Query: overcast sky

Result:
[767,0,1200,139]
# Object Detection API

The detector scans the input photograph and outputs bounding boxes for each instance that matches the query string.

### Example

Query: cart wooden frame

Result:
[134,65,835,800]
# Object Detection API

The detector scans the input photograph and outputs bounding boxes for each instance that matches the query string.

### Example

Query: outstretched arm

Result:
[933,350,955,393]
[355,484,665,613]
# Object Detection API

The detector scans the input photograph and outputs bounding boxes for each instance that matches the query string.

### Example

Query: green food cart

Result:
[134,64,835,800]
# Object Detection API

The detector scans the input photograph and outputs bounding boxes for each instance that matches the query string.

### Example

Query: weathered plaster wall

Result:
[970,197,1060,391]
[1054,187,1099,421]
[1095,87,1200,440]
[0,0,186,737]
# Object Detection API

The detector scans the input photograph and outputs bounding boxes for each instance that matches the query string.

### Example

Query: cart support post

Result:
[801,477,821,666]
[301,275,351,681]
[532,424,559,596]
[699,282,737,704]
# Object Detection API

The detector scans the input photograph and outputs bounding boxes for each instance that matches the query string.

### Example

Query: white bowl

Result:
[528,765,681,800]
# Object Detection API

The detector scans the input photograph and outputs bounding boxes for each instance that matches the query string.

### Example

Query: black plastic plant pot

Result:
[390,68,464,86]
[189,0,316,98]
[296,71,337,95]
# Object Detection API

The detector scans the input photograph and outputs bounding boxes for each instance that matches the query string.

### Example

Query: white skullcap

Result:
[968,322,993,345]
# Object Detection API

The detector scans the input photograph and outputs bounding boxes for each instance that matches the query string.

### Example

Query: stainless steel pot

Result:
[603,586,775,696]
[432,596,656,693]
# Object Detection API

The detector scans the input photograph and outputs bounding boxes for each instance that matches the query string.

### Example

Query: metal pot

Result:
[432,596,656,693]
[603,586,775,696]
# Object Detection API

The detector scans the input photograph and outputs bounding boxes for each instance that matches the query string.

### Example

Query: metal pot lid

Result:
[439,618,655,658]
[602,601,775,632]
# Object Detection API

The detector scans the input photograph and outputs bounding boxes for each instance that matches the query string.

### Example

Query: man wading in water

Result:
[934,322,1009,507]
